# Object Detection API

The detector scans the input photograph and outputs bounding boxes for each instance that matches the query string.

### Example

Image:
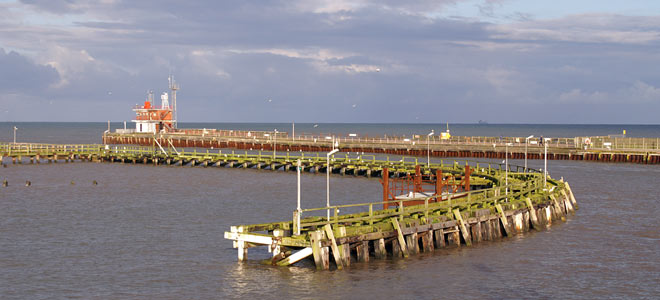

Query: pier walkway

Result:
[104,131,660,164]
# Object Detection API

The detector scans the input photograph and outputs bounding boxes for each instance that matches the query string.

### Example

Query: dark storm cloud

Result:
[0,48,59,93]
[2,1,660,123]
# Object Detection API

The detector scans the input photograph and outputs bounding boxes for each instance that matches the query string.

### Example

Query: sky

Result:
[0,0,659,124]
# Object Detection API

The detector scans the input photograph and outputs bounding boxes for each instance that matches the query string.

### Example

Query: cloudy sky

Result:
[1,0,659,124]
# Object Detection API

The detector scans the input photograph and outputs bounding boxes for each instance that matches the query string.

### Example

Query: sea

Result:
[1,122,659,299]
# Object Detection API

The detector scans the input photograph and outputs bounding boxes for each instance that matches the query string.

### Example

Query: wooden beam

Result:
[276,247,313,266]
[495,204,512,237]
[324,224,344,270]
[560,190,575,213]
[390,218,409,258]
[452,209,472,246]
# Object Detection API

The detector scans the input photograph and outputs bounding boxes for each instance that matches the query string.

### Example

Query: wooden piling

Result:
[434,228,446,248]
[356,241,369,262]
[310,230,326,270]
[374,238,387,259]
[525,198,540,229]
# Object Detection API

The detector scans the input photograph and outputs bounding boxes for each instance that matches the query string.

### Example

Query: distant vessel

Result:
[478,120,488,125]
[132,76,179,133]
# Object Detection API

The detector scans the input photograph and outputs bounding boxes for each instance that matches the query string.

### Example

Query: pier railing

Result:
[101,145,536,173]
[1,142,540,174]
[105,131,660,154]
[293,173,548,233]
[0,143,104,156]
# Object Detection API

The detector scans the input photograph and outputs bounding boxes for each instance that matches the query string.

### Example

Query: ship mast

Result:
[168,75,179,129]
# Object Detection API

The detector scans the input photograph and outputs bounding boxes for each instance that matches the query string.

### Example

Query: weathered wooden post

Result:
[434,228,445,248]
[374,238,387,259]
[336,226,350,267]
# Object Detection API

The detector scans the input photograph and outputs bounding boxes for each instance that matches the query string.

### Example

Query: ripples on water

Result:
[1,158,659,299]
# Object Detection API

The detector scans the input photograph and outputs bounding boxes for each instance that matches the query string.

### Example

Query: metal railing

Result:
[1,142,540,175]
[293,173,552,232]
[106,131,660,153]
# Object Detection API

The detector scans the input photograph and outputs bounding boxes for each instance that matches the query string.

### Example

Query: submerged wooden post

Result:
[406,232,419,255]
[231,226,248,262]
[272,229,284,262]
[356,241,369,262]
[310,230,327,270]
[421,230,434,252]
[525,198,540,228]
[336,226,350,267]
[434,228,445,248]
[561,190,575,213]
[564,182,579,209]
[374,238,387,259]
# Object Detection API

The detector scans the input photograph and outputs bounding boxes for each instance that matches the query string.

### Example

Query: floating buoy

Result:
[70,180,75,185]
[2,180,7,187]
[25,180,31,187]
[92,180,98,185]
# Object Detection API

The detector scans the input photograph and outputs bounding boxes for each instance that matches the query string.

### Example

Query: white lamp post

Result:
[505,142,512,199]
[296,159,301,235]
[427,130,434,167]
[326,148,339,221]
[13,126,18,144]
[273,129,278,159]
[544,138,550,188]
[525,135,534,173]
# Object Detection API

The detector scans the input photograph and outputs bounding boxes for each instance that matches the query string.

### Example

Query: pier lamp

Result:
[427,130,434,167]
[505,142,512,200]
[13,126,18,144]
[525,135,534,172]
[544,138,550,188]
[296,159,302,235]
[273,129,278,159]
[327,148,340,221]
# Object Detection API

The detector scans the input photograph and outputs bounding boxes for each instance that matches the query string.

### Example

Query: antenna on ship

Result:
[169,75,179,129]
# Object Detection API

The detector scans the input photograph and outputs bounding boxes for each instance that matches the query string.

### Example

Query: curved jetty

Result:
[223,161,577,269]
[1,142,577,270]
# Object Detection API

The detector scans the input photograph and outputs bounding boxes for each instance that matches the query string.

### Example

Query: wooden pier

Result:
[2,142,578,270]
[1,142,506,184]
[223,166,577,269]
[103,131,660,164]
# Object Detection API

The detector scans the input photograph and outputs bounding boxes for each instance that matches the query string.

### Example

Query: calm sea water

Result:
[1,123,659,299]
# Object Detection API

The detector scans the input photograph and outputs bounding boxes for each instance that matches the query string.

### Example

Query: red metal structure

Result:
[380,164,472,209]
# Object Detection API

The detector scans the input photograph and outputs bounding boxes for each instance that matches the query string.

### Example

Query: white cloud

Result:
[490,14,660,44]
[41,45,96,87]
[229,47,383,74]
[292,0,367,14]
[559,81,660,104]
